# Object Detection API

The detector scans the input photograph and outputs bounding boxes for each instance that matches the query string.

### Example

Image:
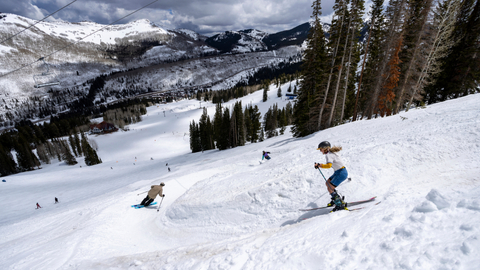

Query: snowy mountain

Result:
[0,79,479,269]
[0,13,304,127]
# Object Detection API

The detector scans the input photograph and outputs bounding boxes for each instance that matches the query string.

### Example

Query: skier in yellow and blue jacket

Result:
[314,141,348,211]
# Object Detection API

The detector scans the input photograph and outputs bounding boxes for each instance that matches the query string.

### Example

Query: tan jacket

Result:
[147,185,163,199]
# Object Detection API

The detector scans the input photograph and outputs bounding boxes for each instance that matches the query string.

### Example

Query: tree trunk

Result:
[317,0,346,130]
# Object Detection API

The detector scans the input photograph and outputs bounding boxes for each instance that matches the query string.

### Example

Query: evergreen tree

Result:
[218,107,231,150]
[426,0,480,102]
[407,0,462,110]
[0,143,17,176]
[277,86,282,97]
[232,101,246,147]
[250,105,262,143]
[74,130,82,157]
[15,136,38,171]
[81,133,102,166]
[213,103,223,148]
[68,134,78,157]
[189,120,202,153]
[36,143,50,164]
[292,0,329,137]
[61,140,77,165]
[199,108,214,151]
[364,0,409,118]
[263,86,268,102]
[353,0,386,121]
[394,0,435,114]
[244,107,253,143]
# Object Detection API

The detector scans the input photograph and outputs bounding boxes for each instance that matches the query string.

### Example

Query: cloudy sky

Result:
[1,0,361,36]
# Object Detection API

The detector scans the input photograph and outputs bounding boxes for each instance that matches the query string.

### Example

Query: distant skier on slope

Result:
[315,141,349,212]
[140,182,165,207]
[262,151,271,160]
[36,202,42,209]
[55,197,59,204]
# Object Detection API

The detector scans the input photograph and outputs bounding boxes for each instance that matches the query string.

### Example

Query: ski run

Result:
[0,85,479,270]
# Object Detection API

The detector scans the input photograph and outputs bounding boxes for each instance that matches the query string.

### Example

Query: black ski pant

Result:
[141,196,154,206]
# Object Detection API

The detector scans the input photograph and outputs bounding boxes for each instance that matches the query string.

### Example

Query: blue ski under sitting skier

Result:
[315,141,350,212]
[132,202,158,209]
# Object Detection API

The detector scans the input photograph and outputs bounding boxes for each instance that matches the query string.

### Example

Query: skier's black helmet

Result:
[160,182,165,186]
[317,141,331,150]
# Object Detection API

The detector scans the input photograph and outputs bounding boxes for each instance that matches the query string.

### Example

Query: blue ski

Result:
[131,202,158,209]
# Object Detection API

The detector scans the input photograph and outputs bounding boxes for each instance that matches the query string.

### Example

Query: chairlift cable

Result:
[0,0,79,45]
[0,0,160,79]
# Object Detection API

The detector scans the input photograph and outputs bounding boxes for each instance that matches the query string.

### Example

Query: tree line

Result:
[189,101,293,153]
[0,100,150,176]
[293,0,479,137]
[0,125,101,176]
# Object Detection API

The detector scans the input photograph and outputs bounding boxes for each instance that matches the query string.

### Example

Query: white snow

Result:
[1,86,480,270]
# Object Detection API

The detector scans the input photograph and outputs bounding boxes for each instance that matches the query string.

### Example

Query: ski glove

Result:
[162,194,165,197]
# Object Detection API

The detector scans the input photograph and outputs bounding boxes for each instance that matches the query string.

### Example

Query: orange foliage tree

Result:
[378,37,403,116]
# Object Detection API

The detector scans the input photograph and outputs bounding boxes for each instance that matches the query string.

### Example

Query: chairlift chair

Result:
[33,57,60,88]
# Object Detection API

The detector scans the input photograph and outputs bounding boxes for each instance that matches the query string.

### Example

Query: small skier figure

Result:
[262,151,271,160]
[166,163,168,166]
[314,141,349,212]
[55,197,59,204]
[36,202,42,209]
[140,182,165,207]
[168,167,171,172]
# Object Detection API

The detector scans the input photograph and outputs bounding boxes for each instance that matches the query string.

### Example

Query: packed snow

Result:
[0,85,479,270]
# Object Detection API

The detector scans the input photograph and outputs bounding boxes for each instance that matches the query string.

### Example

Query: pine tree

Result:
[218,107,231,150]
[426,0,480,102]
[61,140,78,165]
[199,108,214,151]
[36,143,50,164]
[232,101,245,147]
[365,0,409,118]
[68,134,78,157]
[407,0,462,111]
[378,37,403,116]
[250,105,262,143]
[0,143,17,176]
[353,0,386,121]
[394,0,435,114]
[213,103,223,148]
[15,136,38,171]
[189,120,202,153]
[244,107,252,143]
[81,133,102,166]
[292,0,329,137]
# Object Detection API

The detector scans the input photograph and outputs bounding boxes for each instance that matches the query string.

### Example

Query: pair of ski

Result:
[131,202,157,209]
[299,196,377,212]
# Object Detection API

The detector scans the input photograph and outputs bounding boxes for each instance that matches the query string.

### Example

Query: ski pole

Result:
[137,191,148,196]
[317,167,327,182]
[157,196,164,212]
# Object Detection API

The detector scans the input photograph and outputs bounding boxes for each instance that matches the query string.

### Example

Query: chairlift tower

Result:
[33,57,60,88]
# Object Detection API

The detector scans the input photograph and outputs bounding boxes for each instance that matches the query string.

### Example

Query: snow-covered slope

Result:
[1,84,479,269]
[1,14,170,45]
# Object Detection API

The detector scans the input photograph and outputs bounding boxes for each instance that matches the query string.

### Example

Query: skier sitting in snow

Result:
[140,182,165,207]
[314,141,349,212]
[262,151,271,160]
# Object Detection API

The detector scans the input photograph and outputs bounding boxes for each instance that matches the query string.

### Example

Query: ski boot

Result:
[327,189,339,207]
[330,193,348,212]
[327,199,335,207]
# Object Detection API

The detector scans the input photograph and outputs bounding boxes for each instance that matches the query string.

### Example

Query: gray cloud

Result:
[1,0,341,35]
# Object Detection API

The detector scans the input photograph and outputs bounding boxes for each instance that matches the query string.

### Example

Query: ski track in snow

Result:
[0,86,480,270]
